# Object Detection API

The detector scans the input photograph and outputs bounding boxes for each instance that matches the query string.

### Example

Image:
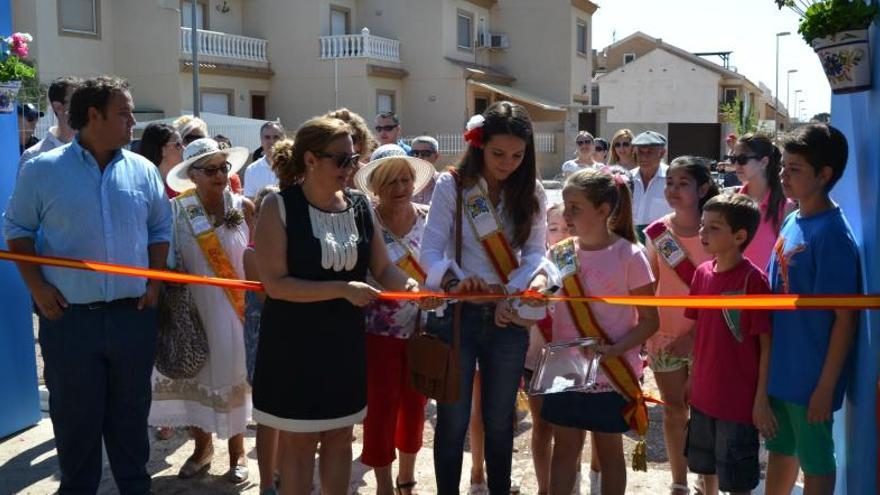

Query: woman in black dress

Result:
[252,116,435,495]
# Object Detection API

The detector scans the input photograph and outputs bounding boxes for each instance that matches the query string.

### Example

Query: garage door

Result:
[667,123,721,162]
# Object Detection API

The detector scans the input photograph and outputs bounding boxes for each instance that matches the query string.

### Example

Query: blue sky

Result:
[592,0,831,119]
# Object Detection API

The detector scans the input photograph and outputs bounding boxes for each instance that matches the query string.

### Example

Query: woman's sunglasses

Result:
[313,151,360,168]
[183,134,206,145]
[614,141,632,148]
[192,162,231,176]
[576,139,594,145]
[724,154,760,165]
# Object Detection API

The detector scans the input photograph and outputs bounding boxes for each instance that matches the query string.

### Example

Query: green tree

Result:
[720,97,758,136]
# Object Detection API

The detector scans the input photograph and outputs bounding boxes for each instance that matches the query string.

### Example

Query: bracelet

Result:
[442,278,460,293]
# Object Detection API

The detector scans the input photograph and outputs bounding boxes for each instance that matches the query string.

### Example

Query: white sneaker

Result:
[588,470,601,495]
[571,471,582,495]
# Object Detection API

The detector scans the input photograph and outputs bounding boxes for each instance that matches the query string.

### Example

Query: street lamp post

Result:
[786,69,798,126]
[775,32,791,135]
[794,90,803,120]
[799,99,806,121]
[191,3,200,117]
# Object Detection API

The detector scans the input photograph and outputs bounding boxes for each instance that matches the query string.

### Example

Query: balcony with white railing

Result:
[319,28,401,64]
[180,27,269,69]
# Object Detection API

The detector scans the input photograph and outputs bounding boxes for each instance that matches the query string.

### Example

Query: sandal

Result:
[670,482,690,494]
[226,455,249,484]
[178,453,212,479]
[395,478,417,495]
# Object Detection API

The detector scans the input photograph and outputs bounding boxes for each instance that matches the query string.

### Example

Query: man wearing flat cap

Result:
[629,131,672,242]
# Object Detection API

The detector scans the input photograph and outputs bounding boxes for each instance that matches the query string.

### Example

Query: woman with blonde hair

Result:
[609,129,636,169]
[251,117,437,494]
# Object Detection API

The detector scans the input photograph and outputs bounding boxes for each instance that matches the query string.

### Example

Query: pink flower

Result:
[11,44,28,58]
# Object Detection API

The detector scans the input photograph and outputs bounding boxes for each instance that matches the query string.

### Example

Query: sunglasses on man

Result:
[409,149,436,159]
[313,151,361,168]
[724,154,760,165]
[374,125,398,133]
[192,162,231,176]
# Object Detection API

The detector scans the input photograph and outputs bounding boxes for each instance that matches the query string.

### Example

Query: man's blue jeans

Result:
[39,300,157,495]
[430,303,528,494]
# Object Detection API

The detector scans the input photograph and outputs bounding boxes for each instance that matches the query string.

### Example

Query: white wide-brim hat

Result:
[353,154,436,199]
[166,138,250,193]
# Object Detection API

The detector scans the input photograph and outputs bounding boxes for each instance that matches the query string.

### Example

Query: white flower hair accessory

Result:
[463,114,486,148]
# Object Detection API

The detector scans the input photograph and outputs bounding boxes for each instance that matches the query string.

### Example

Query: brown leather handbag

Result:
[406,178,463,404]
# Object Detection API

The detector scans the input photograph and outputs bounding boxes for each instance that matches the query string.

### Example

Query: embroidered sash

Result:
[380,225,427,284]
[550,238,649,437]
[176,190,245,322]
[645,220,697,288]
[462,182,519,283]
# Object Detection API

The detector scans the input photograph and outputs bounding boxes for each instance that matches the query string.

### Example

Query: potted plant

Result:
[776,0,878,94]
[0,32,35,113]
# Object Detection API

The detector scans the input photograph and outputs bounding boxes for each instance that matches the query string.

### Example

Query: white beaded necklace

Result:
[308,204,359,272]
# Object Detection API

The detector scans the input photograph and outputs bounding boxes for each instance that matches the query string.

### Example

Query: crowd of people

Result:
[2,75,860,495]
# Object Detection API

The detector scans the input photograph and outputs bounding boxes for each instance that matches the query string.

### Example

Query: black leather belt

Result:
[69,297,140,310]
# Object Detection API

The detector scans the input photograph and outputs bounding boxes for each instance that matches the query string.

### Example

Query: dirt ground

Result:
[0,319,798,494]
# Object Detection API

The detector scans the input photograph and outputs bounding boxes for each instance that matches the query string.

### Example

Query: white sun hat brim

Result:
[166,146,251,193]
[353,155,435,199]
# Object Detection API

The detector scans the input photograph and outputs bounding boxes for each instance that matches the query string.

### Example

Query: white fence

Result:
[430,133,557,154]
[319,28,400,63]
[180,27,268,63]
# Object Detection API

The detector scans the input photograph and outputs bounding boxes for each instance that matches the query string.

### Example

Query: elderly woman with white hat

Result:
[148,138,255,483]
[352,145,435,495]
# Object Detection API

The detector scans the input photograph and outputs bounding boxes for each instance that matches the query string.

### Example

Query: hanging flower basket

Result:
[775,0,877,94]
[0,80,21,114]
[812,29,872,94]
[0,32,35,114]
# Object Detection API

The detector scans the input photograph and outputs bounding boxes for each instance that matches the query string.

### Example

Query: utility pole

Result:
[774,32,790,135]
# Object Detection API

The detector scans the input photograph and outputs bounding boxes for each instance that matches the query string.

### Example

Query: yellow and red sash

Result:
[550,238,649,437]
[462,182,519,283]
[645,220,697,288]
[176,189,245,322]
[380,224,427,284]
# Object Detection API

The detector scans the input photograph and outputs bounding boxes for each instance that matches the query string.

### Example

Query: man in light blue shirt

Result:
[3,76,171,495]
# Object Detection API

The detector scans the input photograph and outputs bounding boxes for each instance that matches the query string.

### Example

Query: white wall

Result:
[599,49,721,124]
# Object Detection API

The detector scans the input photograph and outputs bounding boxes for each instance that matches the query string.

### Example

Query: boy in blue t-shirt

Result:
[765,124,860,495]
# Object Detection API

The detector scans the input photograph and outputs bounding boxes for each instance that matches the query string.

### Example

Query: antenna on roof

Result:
[612,29,616,43]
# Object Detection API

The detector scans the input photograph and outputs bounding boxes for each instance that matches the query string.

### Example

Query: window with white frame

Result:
[58,0,100,38]
[376,91,395,115]
[201,91,232,115]
[623,53,636,65]
[576,19,588,55]
[457,11,474,50]
[180,0,207,29]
